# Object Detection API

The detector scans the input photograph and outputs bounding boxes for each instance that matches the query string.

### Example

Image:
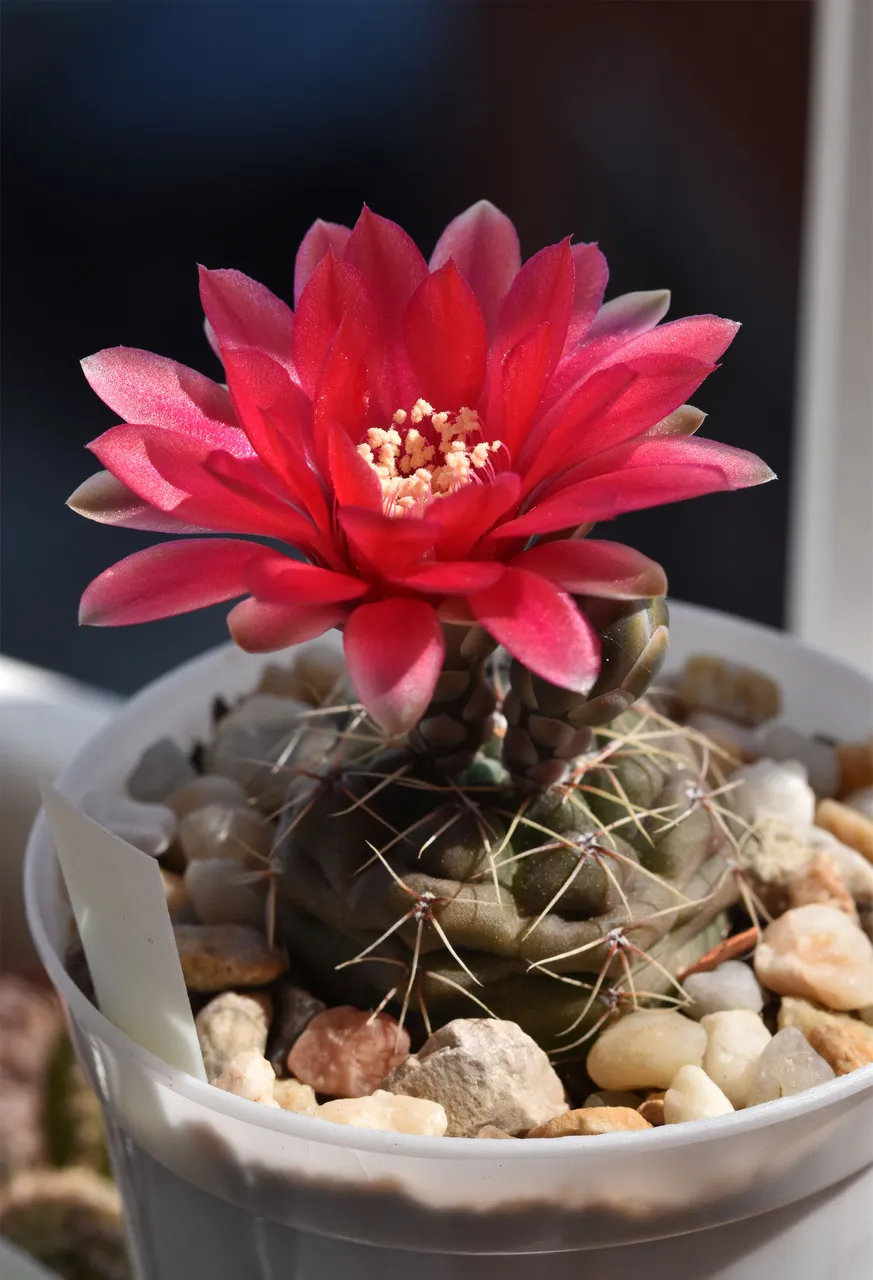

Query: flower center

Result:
[357,399,503,517]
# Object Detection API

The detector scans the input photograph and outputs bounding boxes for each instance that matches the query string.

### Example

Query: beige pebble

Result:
[836,741,873,799]
[586,1010,706,1092]
[160,868,188,915]
[288,1007,410,1098]
[675,656,780,727]
[637,1094,666,1126]
[168,774,248,818]
[195,990,272,1081]
[778,996,873,1049]
[664,1065,734,1123]
[805,1023,873,1075]
[787,851,858,922]
[761,727,839,797]
[754,904,873,1011]
[701,1010,772,1108]
[179,804,275,866]
[476,1125,514,1139]
[212,1049,278,1106]
[258,644,348,706]
[174,923,286,992]
[844,786,873,819]
[385,1018,567,1138]
[527,1106,651,1138]
[731,759,816,827]
[317,1090,447,1136]
[816,799,873,864]
[184,858,267,928]
[273,1078,318,1114]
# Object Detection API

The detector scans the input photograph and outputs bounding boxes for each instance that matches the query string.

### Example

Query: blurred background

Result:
[1,0,813,695]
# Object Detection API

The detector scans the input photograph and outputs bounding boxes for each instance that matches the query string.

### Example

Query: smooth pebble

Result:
[701,1010,772,1108]
[179,804,274,866]
[844,786,873,820]
[675,656,780,726]
[127,738,196,803]
[754,904,873,1010]
[317,1090,447,1136]
[80,790,176,857]
[288,1007,409,1098]
[786,851,858,921]
[527,1106,650,1138]
[168,775,248,818]
[184,858,266,928]
[746,1027,834,1105]
[778,996,873,1048]
[683,961,764,1019]
[806,1022,873,1075]
[731,759,815,827]
[664,1065,734,1123]
[174,923,286,991]
[761,727,839,796]
[586,1010,706,1092]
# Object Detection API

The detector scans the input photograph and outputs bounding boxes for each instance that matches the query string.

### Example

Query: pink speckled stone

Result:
[286,1006,410,1098]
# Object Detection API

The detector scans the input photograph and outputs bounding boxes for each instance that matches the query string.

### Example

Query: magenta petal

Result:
[390,561,505,595]
[294,219,352,305]
[245,557,367,605]
[564,243,609,349]
[470,568,601,693]
[67,470,210,533]
[199,267,296,375]
[511,539,667,600]
[81,348,240,443]
[491,464,736,540]
[79,538,272,626]
[429,200,521,336]
[343,599,445,734]
[227,598,345,652]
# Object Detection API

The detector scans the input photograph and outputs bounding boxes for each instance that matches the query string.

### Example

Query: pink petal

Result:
[422,471,522,558]
[81,349,240,447]
[389,561,505,595]
[469,568,601,692]
[79,538,273,626]
[403,261,488,409]
[312,312,376,472]
[343,599,445,734]
[559,434,777,493]
[292,251,377,398]
[294,219,352,305]
[564,243,609,350]
[198,268,296,376]
[221,347,330,530]
[524,356,715,498]
[245,557,368,605]
[67,470,210,533]
[511,539,667,599]
[490,464,745,540]
[327,419,383,511]
[605,315,740,368]
[227,598,345,652]
[429,200,521,336]
[492,239,575,376]
[339,507,435,576]
[89,423,315,544]
[499,323,553,456]
[344,208,429,410]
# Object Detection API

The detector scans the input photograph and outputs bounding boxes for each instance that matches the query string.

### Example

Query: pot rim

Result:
[24,601,873,1159]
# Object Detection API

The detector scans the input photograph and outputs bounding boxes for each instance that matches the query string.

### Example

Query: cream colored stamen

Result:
[357,399,502,517]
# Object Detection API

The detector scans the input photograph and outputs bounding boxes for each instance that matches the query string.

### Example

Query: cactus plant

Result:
[70,201,773,1057]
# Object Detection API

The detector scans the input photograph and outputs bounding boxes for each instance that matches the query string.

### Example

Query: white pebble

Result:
[586,1010,706,1092]
[731,759,815,826]
[701,1010,772,1108]
[273,1078,318,1114]
[127,737,196,803]
[684,962,764,1019]
[317,1090,447,1136]
[754,904,873,1011]
[664,1065,734,1123]
[185,858,266,928]
[81,789,176,857]
[760,727,839,797]
[807,828,873,904]
[195,991,272,1082]
[746,1027,834,1106]
[213,1049,279,1107]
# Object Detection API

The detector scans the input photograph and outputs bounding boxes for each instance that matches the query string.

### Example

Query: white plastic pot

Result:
[24,603,873,1280]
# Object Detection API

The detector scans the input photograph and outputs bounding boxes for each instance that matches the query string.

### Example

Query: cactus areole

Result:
[69,202,775,1054]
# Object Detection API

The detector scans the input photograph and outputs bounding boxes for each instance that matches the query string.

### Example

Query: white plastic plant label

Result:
[40,785,206,1081]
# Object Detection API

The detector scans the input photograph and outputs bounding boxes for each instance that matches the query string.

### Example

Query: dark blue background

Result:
[1,0,811,693]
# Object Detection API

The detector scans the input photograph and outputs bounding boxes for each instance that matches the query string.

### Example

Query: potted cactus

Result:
[26,203,873,1278]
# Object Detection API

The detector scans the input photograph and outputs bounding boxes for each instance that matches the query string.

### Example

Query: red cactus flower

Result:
[71,202,773,732]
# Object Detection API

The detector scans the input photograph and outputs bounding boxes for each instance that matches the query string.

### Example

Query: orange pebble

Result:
[815,799,873,864]
[837,740,873,798]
